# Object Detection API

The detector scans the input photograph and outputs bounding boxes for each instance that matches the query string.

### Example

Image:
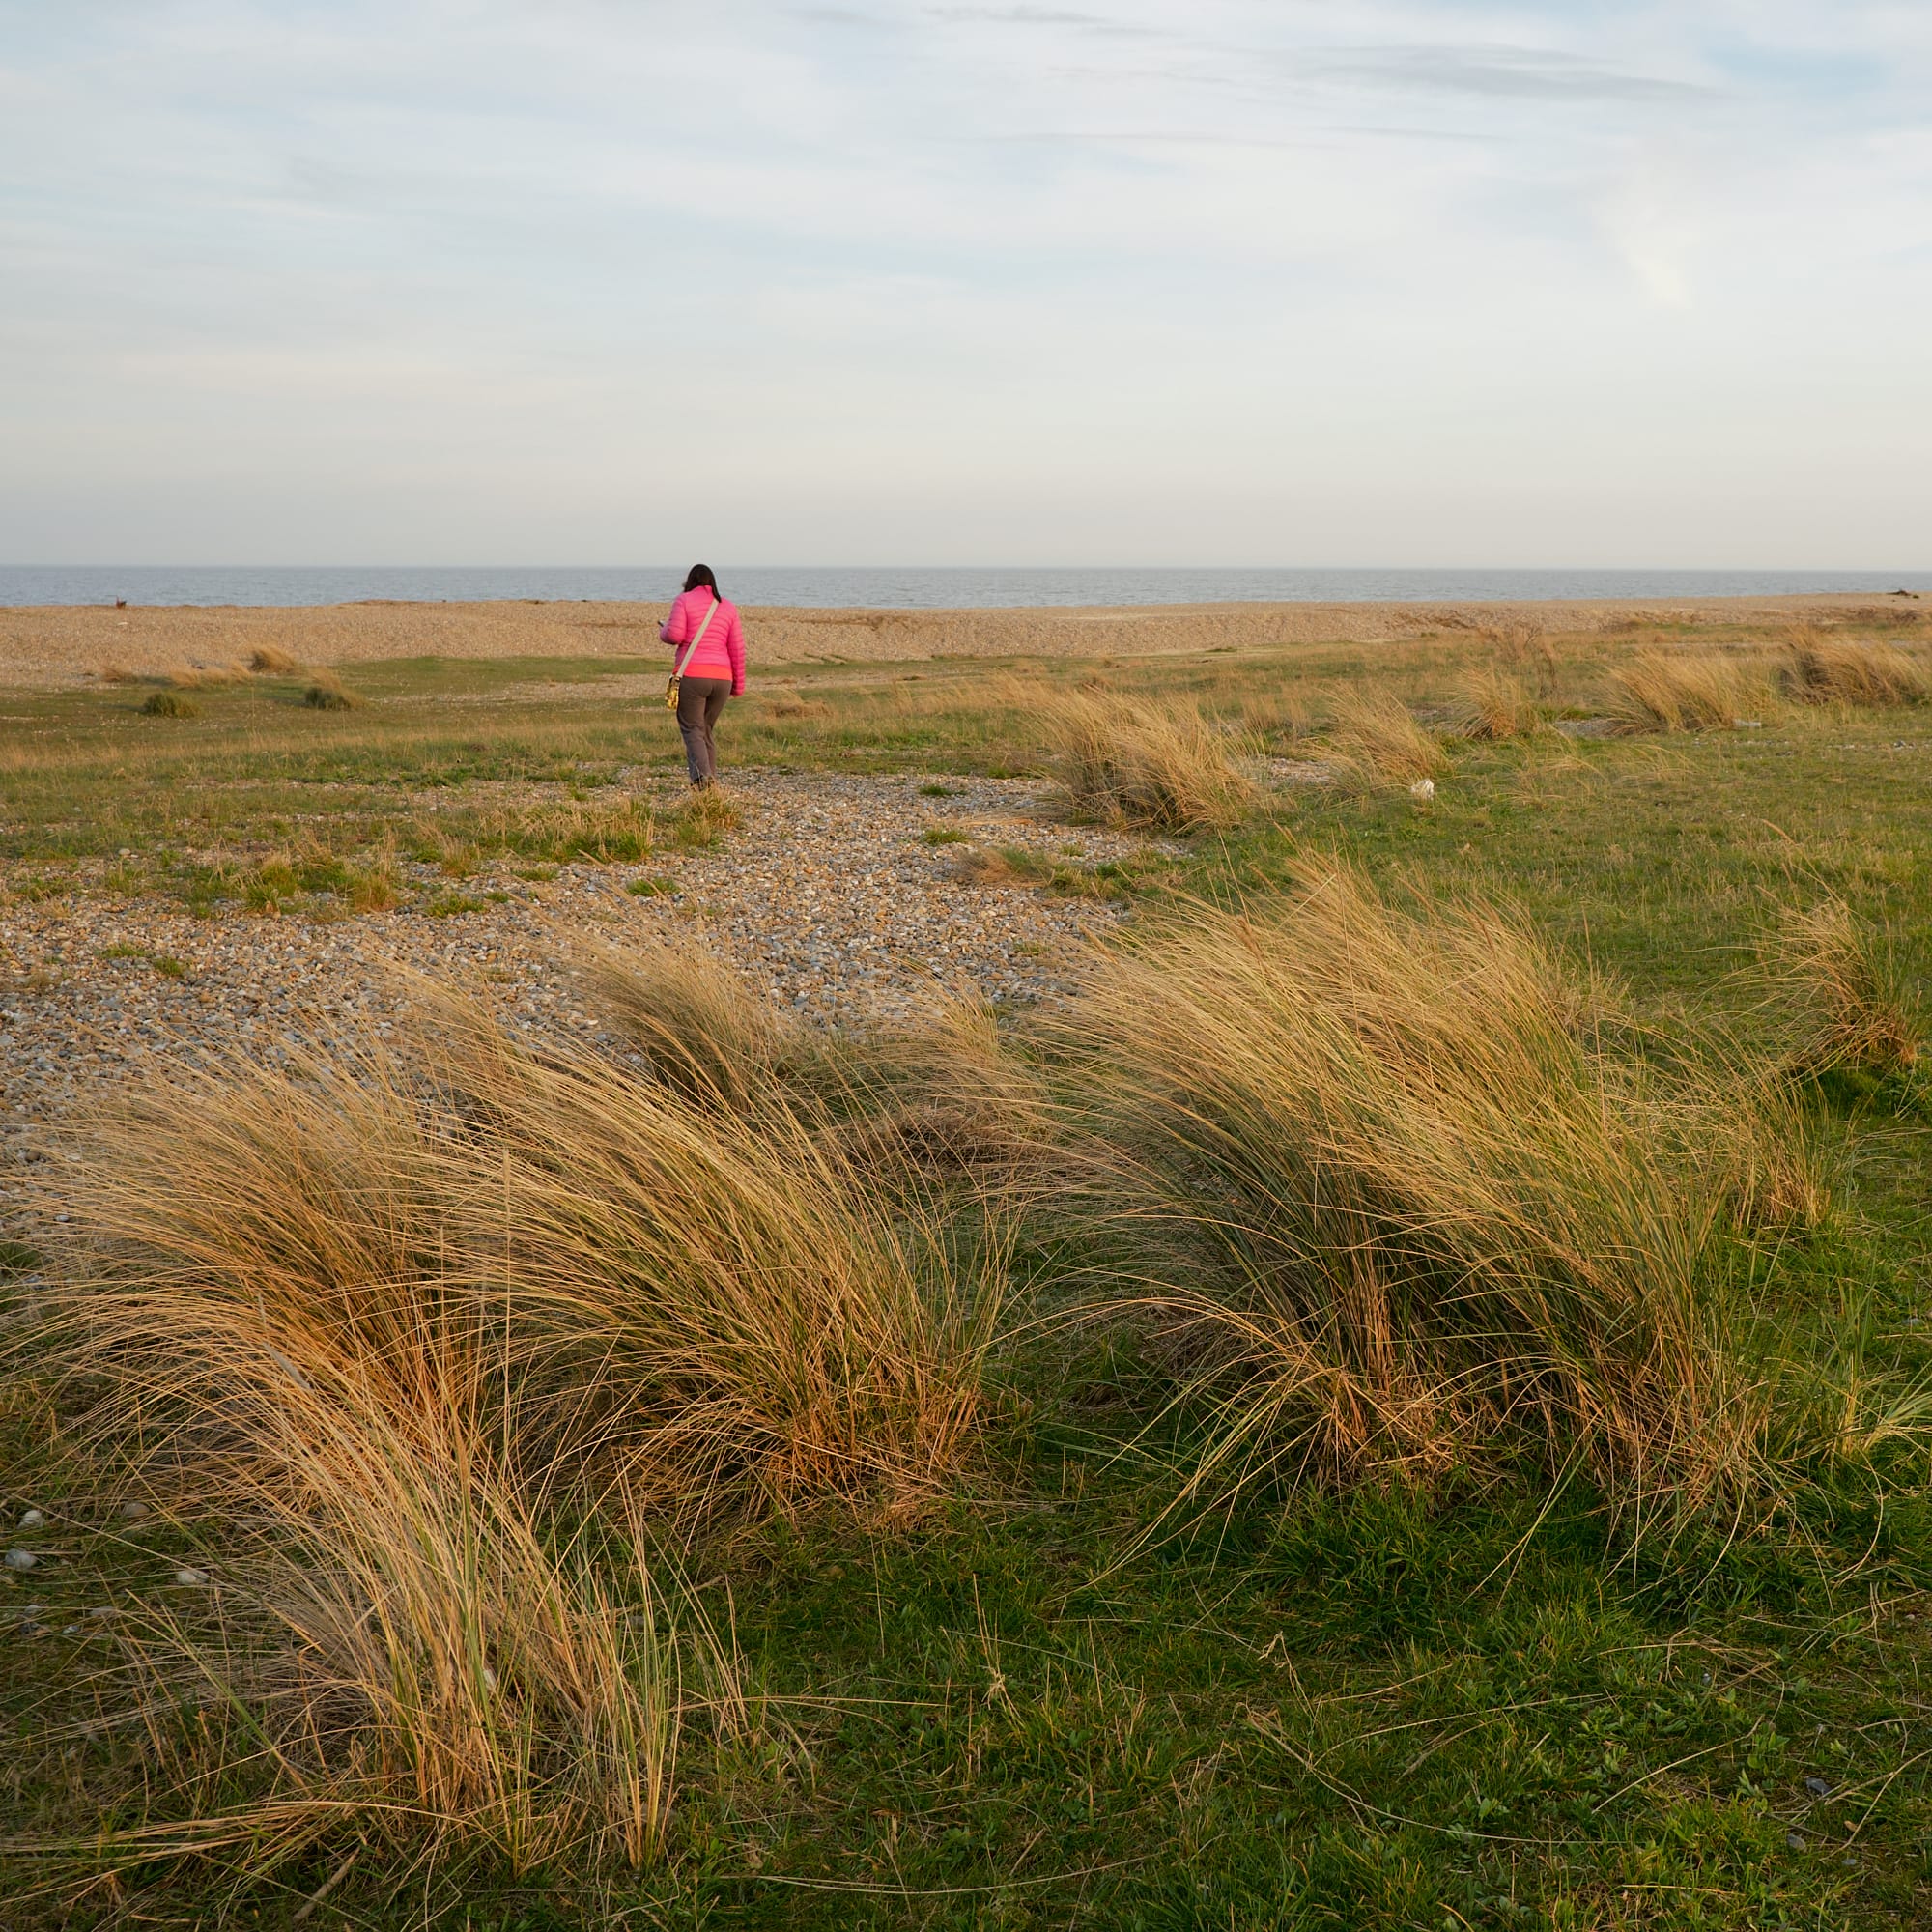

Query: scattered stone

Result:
[3,1548,37,1570]
[118,1500,150,1520]
[1787,1833,1805,1851]
[1409,778,1435,801]
[172,1567,209,1586]
[1803,1776,1833,1799]
[18,1508,43,1527]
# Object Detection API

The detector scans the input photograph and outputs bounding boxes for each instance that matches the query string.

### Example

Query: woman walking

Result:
[660,564,745,788]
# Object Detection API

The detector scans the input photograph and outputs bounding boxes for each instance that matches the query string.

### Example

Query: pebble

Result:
[173,1568,209,1586]
[1803,1776,1833,1799]
[118,1500,150,1520]
[18,1508,43,1527]
[4,1548,37,1570]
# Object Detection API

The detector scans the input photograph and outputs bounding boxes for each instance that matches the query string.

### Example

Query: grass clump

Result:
[42,1050,736,1875]
[140,689,199,719]
[1606,650,1755,733]
[246,643,303,674]
[23,978,1003,1885]
[54,984,999,1534]
[528,794,655,863]
[1042,688,1258,833]
[1323,686,1447,789]
[591,938,792,1111]
[668,789,743,849]
[302,671,362,711]
[1782,627,1929,706]
[1756,896,1920,1077]
[425,889,489,917]
[1447,666,1538,742]
[1052,866,1784,1530]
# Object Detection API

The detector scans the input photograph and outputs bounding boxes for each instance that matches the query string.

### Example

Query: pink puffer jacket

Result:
[660,587,745,695]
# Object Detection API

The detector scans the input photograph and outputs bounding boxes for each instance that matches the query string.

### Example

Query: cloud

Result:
[1305,43,1719,104]
[925,5,1153,28]
[0,1,1928,565]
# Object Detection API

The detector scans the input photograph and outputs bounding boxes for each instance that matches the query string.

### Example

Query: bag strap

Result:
[670,595,721,681]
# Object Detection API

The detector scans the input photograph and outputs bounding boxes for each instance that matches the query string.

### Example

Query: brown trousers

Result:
[675,677,731,786]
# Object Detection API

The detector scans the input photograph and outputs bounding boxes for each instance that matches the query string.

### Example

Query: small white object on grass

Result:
[1409,778,1435,801]
[173,1568,209,1587]
[118,1500,150,1520]
[4,1548,37,1570]
[18,1508,44,1528]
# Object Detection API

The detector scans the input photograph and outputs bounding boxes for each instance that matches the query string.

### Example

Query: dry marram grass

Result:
[1324,687,1447,789]
[1782,628,1929,707]
[1606,651,1757,734]
[1041,687,1258,832]
[1757,897,1920,1077]
[1052,867,1776,1528]
[28,968,1005,1880]
[302,671,361,711]
[1448,667,1538,742]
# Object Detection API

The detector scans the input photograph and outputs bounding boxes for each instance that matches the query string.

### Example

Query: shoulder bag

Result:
[665,596,721,711]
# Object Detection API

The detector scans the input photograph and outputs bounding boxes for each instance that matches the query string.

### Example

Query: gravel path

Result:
[1,770,1157,1223]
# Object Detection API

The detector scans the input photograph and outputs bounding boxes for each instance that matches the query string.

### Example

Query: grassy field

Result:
[4,610,1932,1928]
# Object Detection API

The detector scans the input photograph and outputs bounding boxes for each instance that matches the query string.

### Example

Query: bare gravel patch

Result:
[0,771,1158,1223]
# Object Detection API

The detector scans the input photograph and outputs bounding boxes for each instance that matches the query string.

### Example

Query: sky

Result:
[1,1,1928,567]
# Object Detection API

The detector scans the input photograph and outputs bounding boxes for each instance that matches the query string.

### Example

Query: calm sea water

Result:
[3,565,1930,610]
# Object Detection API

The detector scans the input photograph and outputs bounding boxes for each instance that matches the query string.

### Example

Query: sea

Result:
[3,566,1929,610]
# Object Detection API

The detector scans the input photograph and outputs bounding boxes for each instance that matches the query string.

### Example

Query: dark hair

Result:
[683,563,720,597]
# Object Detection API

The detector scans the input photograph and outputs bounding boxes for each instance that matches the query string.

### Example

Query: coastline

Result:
[0,590,1919,690]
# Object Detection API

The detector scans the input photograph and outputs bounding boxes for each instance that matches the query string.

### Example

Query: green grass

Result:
[5,616,1932,1924]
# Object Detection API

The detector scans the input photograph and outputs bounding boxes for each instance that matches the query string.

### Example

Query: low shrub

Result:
[1478,621,1559,694]
[140,690,199,719]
